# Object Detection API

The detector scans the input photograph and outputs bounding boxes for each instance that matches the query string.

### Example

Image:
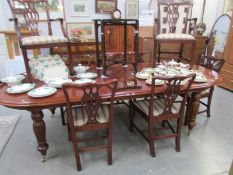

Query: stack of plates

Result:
[76,72,97,79]
[74,79,96,84]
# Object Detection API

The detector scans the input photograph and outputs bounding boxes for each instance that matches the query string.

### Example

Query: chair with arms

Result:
[153,2,197,66]
[197,55,225,117]
[62,79,118,171]
[129,74,195,157]
[7,0,74,82]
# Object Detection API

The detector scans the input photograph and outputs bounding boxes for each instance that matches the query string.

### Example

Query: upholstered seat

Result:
[72,104,109,126]
[156,33,195,40]
[200,88,210,95]
[133,98,180,116]
[22,36,68,45]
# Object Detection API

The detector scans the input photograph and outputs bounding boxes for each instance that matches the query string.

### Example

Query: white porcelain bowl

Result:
[74,65,90,74]
[1,75,25,86]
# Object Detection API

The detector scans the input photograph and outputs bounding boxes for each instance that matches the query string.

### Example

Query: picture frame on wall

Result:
[70,0,89,17]
[96,0,117,13]
[66,22,95,41]
[223,0,233,16]
[125,0,139,19]
[13,0,65,21]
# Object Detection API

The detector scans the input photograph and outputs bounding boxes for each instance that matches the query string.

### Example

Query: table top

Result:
[0,63,220,110]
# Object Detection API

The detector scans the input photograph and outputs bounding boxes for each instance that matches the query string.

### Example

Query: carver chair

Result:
[7,0,73,82]
[197,55,225,117]
[62,79,118,171]
[129,74,195,157]
[153,2,197,66]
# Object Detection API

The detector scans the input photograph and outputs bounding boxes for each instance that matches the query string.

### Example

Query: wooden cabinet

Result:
[219,14,233,91]
[104,25,134,53]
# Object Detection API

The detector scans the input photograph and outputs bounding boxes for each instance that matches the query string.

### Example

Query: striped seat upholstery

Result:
[201,88,210,95]
[156,34,195,40]
[72,104,109,126]
[22,36,68,45]
[133,98,180,116]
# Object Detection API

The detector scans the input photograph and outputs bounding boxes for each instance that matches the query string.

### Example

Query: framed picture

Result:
[96,0,117,13]
[125,0,139,19]
[66,22,95,40]
[13,0,64,21]
[223,0,233,16]
[70,0,89,17]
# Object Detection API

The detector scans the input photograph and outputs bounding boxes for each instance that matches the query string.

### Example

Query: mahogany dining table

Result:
[0,63,220,161]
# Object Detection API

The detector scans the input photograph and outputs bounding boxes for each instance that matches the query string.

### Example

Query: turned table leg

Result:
[187,91,202,135]
[31,110,49,162]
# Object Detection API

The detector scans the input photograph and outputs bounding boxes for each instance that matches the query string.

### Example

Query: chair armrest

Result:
[49,18,68,38]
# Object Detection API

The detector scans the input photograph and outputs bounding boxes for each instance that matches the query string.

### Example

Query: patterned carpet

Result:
[0,115,20,155]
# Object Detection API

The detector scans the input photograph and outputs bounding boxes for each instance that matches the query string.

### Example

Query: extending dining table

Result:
[0,63,220,161]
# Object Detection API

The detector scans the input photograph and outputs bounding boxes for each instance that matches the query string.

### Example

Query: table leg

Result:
[187,91,202,135]
[31,110,49,162]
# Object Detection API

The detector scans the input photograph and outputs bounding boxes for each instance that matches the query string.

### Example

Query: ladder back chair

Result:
[129,73,196,157]
[197,55,225,117]
[62,79,118,171]
[153,2,197,66]
[7,0,73,82]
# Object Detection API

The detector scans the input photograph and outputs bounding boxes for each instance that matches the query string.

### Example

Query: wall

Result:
[0,0,225,77]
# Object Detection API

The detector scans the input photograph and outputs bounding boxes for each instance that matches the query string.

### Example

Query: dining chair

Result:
[153,2,197,66]
[129,74,196,157]
[197,55,225,117]
[62,79,118,171]
[7,0,73,82]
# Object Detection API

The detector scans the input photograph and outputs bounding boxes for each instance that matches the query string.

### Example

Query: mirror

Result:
[206,14,231,59]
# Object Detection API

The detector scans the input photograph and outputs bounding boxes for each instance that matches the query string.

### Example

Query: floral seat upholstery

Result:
[22,36,68,45]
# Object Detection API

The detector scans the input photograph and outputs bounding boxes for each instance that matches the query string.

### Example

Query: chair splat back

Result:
[62,80,118,126]
[150,74,196,116]
[7,0,52,36]
[81,86,105,124]
[158,2,192,34]
[199,55,225,73]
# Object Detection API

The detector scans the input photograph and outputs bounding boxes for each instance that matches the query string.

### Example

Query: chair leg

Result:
[71,132,82,171]
[60,107,66,125]
[49,108,56,117]
[148,121,155,157]
[176,118,182,152]
[67,120,71,141]
[129,102,135,132]
[184,96,191,125]
[161,120,166,127]
[107,128,112,165]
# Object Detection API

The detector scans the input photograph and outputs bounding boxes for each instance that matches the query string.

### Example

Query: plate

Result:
[7,83,35,94]
[145,79,165,85]
[136,72,151,80]
[142,68,156,74]
[74,79,96,84]
[76,72,97,79]
[47,78,72,88]
[28,86,57,98]
[194,77,207,83]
